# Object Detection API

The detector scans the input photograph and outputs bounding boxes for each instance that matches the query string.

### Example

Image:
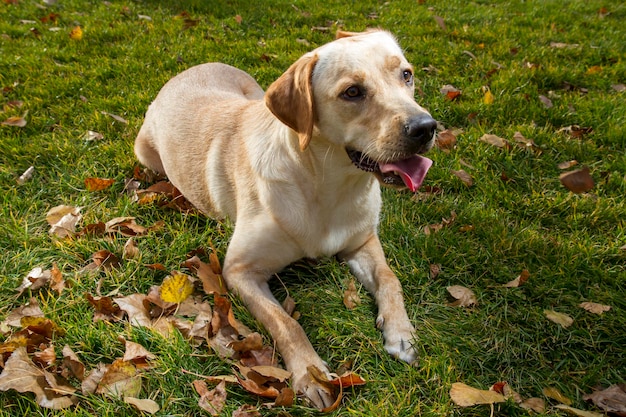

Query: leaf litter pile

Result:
[0,170,365,414]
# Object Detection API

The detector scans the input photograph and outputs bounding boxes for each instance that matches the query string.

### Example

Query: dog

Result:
[135,29,436,408]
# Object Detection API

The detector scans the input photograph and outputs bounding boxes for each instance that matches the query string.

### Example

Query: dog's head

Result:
[266,29,436,192]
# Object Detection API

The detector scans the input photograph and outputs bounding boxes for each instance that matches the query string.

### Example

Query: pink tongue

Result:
[379,155,433,192]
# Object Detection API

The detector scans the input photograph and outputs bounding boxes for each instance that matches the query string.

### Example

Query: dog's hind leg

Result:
[134,128,165,174]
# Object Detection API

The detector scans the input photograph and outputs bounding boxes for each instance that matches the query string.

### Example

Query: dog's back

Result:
[135,63,265,217]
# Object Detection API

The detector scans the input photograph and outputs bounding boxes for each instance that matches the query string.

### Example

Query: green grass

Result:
[1,0,625,416]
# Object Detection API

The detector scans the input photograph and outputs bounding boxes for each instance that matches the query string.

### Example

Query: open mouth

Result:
[347,149,433,192]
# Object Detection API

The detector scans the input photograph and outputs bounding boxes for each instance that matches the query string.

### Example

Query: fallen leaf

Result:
[84,177,115,192]
[483,89,495,104]
[578,301,611,315]
[232,404,262,417]
[124,397,160,414]
[555,404,604,417]
[100,111,127,124]
[480,133,508,148]
[2,115,27,127]
[558,160,579,170]
[450,382,505,407]
[544,310,574,328]
[451,169,473,186]
[234,14,243,24]
[430,264,441,279]
[539,95,553,108]
[274,387,295,406]
[586,65,602,75]
[32,344,56,368]
[49,263,65,295]
[85,294,124,322]
[560,167,594,193]
[559,125,593,138]
[17,166,34,185]
[583,385,626,415]
[1,298,44,328]
[114,294,153,328]
[160,272,194,304]
[447,286,477,307]
[194,379,227,416]
[0,347,77,409]
[182,255,226,295]
[81,363,107,394]
[91,249,121,271]
[612,84,626,92]
[433,15,446,31]
[343,279,361,310]
[83,130,104,141]
[61,345,85,380]
[328,372,367,388]
[46,205,82,238]
[123,237,140,259]
[543,386,572,405]
[121,339,156,367]
[96,359,141,398]
[503,269,530,288]
[69,26,82,40]
[513,131,539,151]
[520,397,546,413]
[436,129,458,151]
[16,267,52,296]
[440,84,461,100]
[229,332,264,352]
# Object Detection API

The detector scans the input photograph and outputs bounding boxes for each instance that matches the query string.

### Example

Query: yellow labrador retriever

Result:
[135,29,436,408]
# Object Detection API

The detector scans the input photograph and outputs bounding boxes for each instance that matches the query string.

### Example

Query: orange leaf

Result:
[85,177,114,191]
[328,372,367,387]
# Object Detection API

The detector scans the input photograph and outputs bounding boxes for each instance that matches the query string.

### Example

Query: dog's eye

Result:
[402,70,414,85]
[342,86,365,100]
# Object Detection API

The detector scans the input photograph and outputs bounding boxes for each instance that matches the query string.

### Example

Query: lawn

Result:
[1,0,625,416]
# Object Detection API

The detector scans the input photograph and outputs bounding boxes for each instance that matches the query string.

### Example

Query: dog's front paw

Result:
[377,315,418,364]
[292,366,336,410]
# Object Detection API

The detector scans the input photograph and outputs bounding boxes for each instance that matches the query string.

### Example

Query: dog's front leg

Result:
[223,234,336,409]
[340,234,418,364]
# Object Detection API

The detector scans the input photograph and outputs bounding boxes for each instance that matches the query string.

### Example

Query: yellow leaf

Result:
[450,382,505,407]
[483,89,495,104]
[586,65,602,75]
[160,273,194,304]
[69,26,83,40]
[544,310,574,328]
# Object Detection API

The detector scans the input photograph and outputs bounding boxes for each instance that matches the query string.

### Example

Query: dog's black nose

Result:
[404,115,437,145]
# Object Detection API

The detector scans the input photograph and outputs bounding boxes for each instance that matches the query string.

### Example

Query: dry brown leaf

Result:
[91,249,121,271]
[85,294,124,322]
[520,397,546,413]
[46,205,82,238]
[49,263,65,295]
[544,310,574,328]
[555,404,604,417]
[182,255,227,295]
[503,269,530,288]
[16,267,51,296]
[100,111,128,124]
[579,302,611,315]
[451,169,473,186]
[560,167,594,193]
[32,344,57,368]
[274,387,295,407]
[81,363,107,394]
[96,359,141,398]
[229,332,264,352]
[447,285,477,307]
[282,295,296,317]
[121,339,156,367]
[232,404,262,417]
[114,294,153,328]
[328,371,367,388]
[583,385,626,415]
[430,264,441,279]
[436,129,457,151]
[449,382,505,407]
[559,125,593,138]
[343,279,361,310]
[123,237,140,259]
[1,298,44,330]
[543,386,572,405]
[194,379,227,416]
[440,84,461,100]
[0,347,77,409]
[61,345,85,381]
[558,160,579,170]
[124,397,160,414]
[433,15,446,31]
[480,133,509,148]
[2,114,27,127]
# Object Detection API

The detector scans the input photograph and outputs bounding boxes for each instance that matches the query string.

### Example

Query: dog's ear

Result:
[265,54,318,151]
[336,28,382,39]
